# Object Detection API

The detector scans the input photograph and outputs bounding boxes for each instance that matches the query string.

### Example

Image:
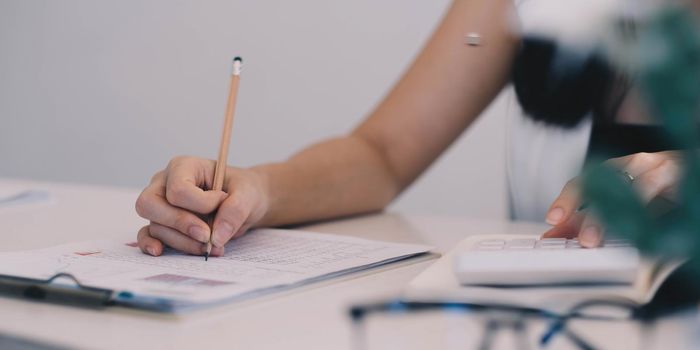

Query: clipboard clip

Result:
[0,272,115,309]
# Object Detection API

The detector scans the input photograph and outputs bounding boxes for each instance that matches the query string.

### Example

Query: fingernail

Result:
[580,226,601,247]
[188,225,209,243]
[146,246,157,256]
[212,221,234,247]
[546,207,565,225]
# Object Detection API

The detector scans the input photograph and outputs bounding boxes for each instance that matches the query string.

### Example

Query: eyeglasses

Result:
[349,299,648,350]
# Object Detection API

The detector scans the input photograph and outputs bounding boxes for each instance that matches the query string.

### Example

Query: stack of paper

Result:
[0,229,432,312]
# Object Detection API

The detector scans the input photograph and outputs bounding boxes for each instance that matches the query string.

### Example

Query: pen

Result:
[205,56,243,261]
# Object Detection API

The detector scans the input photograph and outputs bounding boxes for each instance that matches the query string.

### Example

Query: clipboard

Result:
[0,272,178,312]
[0,273,114,309]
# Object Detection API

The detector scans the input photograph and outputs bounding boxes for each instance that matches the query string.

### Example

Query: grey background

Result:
[0,0,508,219]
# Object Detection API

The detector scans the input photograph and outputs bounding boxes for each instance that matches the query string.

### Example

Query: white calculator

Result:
[453,235,640,286]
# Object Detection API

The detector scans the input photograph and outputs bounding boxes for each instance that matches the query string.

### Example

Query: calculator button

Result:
[540,238,566,243]
[536,239,566,249]
[506,239,536,249]
[538,241,565,245]
[538,244,565,249]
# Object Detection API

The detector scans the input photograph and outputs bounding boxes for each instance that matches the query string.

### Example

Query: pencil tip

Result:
[204,253,209,261]
[234,56,243,62]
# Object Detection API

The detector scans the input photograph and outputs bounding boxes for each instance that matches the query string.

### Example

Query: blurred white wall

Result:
[0,0,508,219]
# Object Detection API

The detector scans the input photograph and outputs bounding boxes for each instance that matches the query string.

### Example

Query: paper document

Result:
[0,229,431,311]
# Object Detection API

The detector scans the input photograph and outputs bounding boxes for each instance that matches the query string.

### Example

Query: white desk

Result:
[0,178,697,349]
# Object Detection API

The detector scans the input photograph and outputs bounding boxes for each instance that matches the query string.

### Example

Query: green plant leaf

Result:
[581,164,656,250]
[638,7,700,149]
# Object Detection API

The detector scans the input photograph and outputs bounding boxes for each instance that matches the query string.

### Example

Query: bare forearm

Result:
[354,0,518,188]
[252,0,518,227]
[252,135,399,227]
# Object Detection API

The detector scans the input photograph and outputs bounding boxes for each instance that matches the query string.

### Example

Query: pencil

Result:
[205,56,243,261]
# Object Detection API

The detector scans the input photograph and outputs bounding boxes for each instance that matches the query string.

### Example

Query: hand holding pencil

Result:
[135,57,270,258]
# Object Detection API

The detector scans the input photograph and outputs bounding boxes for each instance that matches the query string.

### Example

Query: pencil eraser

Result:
[233,57,243,62]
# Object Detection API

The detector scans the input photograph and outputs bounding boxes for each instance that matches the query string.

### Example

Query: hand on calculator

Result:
[542,151,683,248]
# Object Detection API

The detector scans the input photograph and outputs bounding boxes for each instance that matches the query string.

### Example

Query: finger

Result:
[165,157,227,214]
[148,222,225,256]
[231,223,252,241]
[633,160,680,203]
[578,215,604,248]
[135,171,167,217]
[211,193,250,248]
[135,177,211,243]
[545,179,580,225]
[606,152,664,178]
[541,212,585,239]
[137,225,164,256]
